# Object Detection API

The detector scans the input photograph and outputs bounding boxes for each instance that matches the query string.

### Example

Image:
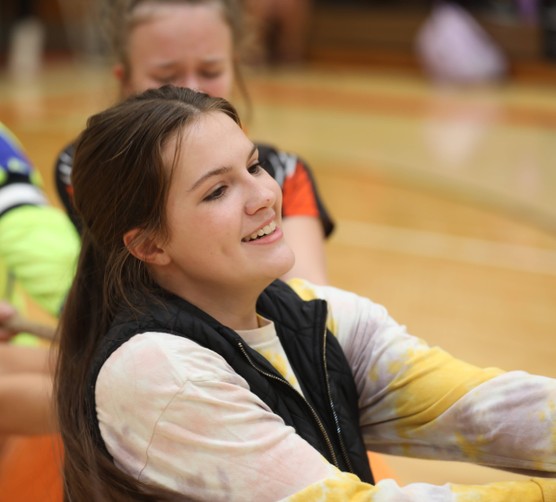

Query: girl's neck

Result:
[177,284,263,331]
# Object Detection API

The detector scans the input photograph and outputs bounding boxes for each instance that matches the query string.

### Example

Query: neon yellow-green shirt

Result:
[0,122,80,343]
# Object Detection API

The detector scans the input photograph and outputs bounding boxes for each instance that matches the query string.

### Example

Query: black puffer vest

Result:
[86,280,374,484]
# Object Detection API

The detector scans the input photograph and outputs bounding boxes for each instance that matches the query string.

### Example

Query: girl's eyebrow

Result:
[188,165,232,192]
[188,144,257,192]
[154,57,225,70]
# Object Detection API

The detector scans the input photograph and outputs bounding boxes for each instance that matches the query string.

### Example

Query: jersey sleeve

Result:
[257,143,335,238]
[54,142,81,232]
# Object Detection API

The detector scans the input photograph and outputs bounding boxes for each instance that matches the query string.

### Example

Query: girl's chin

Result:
[275,254,297,280]
[259,254,296,284]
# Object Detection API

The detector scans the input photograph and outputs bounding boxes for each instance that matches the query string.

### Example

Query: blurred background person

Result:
[243,0,314,65]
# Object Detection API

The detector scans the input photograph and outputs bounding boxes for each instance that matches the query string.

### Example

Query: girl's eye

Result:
[248,161,265,175]
[203,186,227,202]
[154,75,176,85]
[201,70,223,80]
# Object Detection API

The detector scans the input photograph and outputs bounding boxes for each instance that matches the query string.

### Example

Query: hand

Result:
[0,302,18,341]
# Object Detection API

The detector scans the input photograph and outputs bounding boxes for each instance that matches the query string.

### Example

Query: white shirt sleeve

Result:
[96,332,337,501]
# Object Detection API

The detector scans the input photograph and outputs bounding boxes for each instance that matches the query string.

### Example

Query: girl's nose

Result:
[179,75,201,93]
[245,179,277,216]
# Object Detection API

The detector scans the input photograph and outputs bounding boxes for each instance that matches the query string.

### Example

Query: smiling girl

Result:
[54,86,556,501]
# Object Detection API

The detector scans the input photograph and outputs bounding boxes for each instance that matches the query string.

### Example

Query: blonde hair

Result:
[101,0,253,117]
[105,0,249,66]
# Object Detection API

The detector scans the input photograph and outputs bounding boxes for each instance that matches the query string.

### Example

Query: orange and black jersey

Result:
[54,142,335,237]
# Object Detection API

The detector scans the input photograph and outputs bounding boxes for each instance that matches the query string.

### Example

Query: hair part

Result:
[55,85,240,501]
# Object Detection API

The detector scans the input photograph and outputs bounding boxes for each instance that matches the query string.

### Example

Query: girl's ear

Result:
[113,63,133,97]
[112,63,125,83]
[123,228,171,266]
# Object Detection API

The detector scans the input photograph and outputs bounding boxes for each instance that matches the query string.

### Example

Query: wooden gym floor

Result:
[1,56,555,487]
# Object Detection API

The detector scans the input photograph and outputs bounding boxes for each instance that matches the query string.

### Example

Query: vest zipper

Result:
[321,323,355,474]
[237,341,340,468]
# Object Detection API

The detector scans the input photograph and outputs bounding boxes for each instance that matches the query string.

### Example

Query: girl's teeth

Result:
[247,222,276,241]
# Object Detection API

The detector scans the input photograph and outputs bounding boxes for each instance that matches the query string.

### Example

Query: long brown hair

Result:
[54,85,241,501]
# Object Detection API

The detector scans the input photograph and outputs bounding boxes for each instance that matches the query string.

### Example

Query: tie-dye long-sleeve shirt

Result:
[96,279,556,501]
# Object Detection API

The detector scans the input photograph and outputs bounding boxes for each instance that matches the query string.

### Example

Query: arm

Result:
[292,280,556,475]
[0,302,17,341]
[97,332,556,501]
[281,216,327,284]
[0,372,56,435]
[259,145,333,284]
[0,206,80,316]
[285,475,554,501]
[0,127,80,316]
[0,320,57,436]
[0,344,53,375]
[0,301,56,342]
[0,336,56,435]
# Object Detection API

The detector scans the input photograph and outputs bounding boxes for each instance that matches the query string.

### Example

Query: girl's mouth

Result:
[242,221,277,242]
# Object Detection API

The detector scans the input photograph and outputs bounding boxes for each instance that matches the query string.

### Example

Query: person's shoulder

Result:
[255,141,280,157]
[55,141,76,170]
[0,126,47,217]
[0,123,24,150]
[0,124,33,172]
[110,332,241,383]
[256,141,302,163]
[255,142,308,186]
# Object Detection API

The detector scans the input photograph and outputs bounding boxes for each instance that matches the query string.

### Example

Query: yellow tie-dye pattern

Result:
[452,480,544,501]
[327,316,338,339]
[260,349,300,389]
[387,359,403,375]
[287,476,553,501]
[286,470,375,502]
[529,399,556,473]
[387,346,503,427]
[551,400,556,460]
[287,278,319,301]
[288,278,338,336]
[532,478,556,500]
[367,365,380,383]
[454,432,489,462]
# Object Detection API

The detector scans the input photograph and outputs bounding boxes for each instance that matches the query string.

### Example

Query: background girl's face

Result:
[121,4,235,99]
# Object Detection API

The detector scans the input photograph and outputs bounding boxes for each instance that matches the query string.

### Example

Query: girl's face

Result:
[119,3,234,99]
[149,112,294,309]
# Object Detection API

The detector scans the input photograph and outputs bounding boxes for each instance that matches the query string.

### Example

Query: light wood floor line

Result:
[334,219,556,276]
